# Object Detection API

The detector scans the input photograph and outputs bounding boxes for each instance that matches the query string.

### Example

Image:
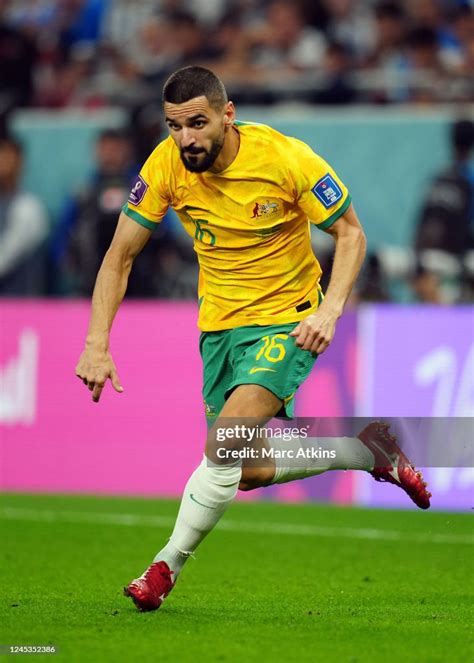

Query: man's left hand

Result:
[289,308,339,354]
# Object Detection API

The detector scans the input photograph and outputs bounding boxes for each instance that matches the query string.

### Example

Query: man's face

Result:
[164,96,231,173]
[96,137,131,176]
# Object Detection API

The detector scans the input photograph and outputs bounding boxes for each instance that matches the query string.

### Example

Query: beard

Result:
[180,136,224,173]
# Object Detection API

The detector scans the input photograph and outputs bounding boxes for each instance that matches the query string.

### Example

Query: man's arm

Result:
[75,211,152,402]
[290,204,366,354]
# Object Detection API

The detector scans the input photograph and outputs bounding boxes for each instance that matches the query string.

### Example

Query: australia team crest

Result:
[249,199,281,219]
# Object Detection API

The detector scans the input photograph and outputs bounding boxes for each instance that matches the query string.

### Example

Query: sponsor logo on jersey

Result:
[128,174,148,205]
[312,174,343,208]
[249,367,277,374]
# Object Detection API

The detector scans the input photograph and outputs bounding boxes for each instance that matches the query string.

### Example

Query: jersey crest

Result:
[250,199,281,219]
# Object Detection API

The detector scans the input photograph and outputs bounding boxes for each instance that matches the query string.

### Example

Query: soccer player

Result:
[75,66,431,612]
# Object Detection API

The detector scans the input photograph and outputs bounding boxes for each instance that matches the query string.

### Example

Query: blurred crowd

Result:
[0,127,199,299]
[315,117,474,305]
[1,117,472,304]
[1,0,473,114]
[0,0,473,304]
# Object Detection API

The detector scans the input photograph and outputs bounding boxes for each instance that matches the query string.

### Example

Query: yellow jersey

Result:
[123,121,351,331]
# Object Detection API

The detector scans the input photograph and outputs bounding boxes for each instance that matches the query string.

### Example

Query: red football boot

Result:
[358,421,432,510]
[124,561,175,612]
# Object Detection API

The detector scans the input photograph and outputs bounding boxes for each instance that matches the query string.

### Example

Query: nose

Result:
[181,127,196,149]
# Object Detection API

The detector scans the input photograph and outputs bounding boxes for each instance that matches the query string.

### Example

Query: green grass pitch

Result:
[1,493,473,662]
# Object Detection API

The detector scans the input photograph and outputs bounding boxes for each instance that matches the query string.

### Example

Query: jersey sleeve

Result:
[289,138,351,230]
[122,144,171,231]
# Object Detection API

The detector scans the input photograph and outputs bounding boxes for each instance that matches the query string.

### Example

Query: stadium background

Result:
[0,1,473,661]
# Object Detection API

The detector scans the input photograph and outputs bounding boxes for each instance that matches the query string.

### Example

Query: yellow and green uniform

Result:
[123,121,351,333]
[123,121,351,418]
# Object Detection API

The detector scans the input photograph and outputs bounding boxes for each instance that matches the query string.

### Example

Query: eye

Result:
[193,120,206,128]
[167,122,180,131]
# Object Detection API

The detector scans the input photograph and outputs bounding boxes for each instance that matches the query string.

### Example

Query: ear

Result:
[224,101,236,126]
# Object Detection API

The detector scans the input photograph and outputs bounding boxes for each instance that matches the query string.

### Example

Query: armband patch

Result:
[311,174,343,208]
[128,174,148,206]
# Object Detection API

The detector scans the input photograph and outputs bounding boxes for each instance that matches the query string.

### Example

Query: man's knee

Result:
[239,465,275,491]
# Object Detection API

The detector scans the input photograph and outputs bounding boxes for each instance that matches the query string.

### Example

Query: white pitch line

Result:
[0,506,472,545]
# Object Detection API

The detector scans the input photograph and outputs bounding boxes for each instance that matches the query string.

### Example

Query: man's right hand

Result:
[75,348,123,403]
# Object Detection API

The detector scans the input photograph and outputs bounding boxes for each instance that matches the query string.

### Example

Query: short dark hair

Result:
[406,26,437,49]
[97,128,131,143]
[452,119,474,152]
[166,9,198,28]
[162,66,228,110]
[375,1,405,21]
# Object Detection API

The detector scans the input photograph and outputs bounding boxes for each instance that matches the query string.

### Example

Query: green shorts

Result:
[200,323,318,423]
